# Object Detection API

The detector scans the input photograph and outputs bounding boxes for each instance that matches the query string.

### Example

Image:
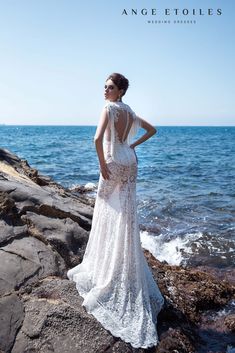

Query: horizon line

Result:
[1,124,235,127]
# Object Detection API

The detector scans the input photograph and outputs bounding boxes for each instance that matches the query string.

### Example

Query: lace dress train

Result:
[67,101,164,348]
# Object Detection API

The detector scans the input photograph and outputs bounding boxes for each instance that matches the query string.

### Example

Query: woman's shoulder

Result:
[103,101,115,110]
[104,101,136,115]
[104,101,125,108]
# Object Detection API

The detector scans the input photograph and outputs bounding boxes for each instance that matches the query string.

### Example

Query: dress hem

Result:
[73,281,161,349]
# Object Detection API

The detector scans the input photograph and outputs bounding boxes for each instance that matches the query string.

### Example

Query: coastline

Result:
[0,148,234,353]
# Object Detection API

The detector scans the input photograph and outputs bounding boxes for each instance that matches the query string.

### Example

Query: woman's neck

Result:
[107,99,123,103]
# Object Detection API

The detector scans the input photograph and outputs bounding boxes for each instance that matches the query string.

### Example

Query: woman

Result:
[67,73,164,349]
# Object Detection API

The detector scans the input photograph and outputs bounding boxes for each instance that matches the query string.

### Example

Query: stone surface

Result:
[155,327,195,353]
[225,314,235,331]
[0,220,27,246]
[0,148,234,353]
[21,211,89,266]
[12,278,118,353]
[0,236,66,296]
[144,251,234,323]
[0,294,24,353]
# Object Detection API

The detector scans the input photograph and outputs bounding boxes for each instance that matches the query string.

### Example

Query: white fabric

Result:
[67,100,164,348]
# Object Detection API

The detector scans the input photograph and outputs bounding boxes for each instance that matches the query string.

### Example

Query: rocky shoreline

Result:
[0,148,234,353]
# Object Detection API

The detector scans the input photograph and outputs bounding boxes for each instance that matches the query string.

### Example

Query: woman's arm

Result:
[94,108,111,180]
[130,116,157,149]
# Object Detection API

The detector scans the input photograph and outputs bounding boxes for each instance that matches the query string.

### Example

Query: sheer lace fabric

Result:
[67,101,164,348]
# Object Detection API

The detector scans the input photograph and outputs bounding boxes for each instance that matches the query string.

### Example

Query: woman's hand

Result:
[100,162,112,180]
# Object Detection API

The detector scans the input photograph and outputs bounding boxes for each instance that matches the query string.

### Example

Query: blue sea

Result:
[1,125,235,271]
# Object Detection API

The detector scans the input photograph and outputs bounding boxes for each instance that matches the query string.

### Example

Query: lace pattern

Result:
[67,101,164,348]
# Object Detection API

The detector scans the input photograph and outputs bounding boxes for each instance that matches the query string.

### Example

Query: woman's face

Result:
[104,79,123,102]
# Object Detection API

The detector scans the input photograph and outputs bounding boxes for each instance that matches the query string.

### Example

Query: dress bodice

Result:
[103,101,141,165]
[104,101,141,165]
[104,101,140,145]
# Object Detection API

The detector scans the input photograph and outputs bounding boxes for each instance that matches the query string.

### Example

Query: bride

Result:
[67,73,164,349]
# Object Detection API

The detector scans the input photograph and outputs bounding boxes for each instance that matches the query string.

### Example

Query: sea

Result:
[1,125,235,272]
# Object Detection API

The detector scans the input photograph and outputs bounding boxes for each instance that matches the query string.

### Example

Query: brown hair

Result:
[106,73,129,98]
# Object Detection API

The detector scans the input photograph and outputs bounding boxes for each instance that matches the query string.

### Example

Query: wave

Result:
[140,231,203,266]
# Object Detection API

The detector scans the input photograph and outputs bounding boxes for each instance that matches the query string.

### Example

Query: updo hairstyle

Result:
[106,73,129,98]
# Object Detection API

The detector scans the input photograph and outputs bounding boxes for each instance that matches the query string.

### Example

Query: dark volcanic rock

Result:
[144,251,234,322]
[0,148,234,353]
[0,220,27,246]
[0,294,24,353]
[0,236,66,296]
[12,278,119,353]
[144,251,235,352]
[155,327,195,353]
[0,191,15,217]
[21,211,89,266]
[225,314,235,331]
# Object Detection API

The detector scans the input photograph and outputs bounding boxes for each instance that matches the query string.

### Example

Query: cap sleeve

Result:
[103,102,116,157]
[103,102,111,116]
[126,107,141,144]
[104,102,119,122]
[103,101,141,145]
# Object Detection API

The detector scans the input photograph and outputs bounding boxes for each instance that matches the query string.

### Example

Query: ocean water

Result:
[1,125,235,270]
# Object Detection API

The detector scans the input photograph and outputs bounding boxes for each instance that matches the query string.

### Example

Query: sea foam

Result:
[140,230,203,266]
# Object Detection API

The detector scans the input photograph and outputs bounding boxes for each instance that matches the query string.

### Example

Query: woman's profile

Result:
[67,73,164,348]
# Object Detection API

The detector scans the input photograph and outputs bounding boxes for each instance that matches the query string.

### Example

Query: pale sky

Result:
[0,0,234,126]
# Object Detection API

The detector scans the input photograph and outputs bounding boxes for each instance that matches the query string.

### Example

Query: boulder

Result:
[0,236,66,296]
[21,211,89,266]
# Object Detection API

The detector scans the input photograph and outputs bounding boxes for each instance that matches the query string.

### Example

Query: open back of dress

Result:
[105,107,134,143]
[103,101,140,167]
[67,101,164,349]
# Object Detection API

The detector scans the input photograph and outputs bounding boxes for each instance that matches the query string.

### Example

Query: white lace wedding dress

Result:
[67,101,164,348]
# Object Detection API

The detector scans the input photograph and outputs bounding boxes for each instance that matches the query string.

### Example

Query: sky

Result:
[0,0,234,126]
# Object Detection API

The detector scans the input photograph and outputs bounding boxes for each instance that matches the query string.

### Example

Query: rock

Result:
[21,211,89,266]
[70,182,96,193]
[0,236,66,296]
[0,294,24,353]
[225,314,235,331]
[155,327,195,353]
[195,265,235,286]
[0,220,27,246]
[0,148,56,187]
[144,250,235,323]
[0,191,23,226]
[0,177,93,230]
[11,278,128,353]
[0,191,15,216]
[0,149,93,231]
